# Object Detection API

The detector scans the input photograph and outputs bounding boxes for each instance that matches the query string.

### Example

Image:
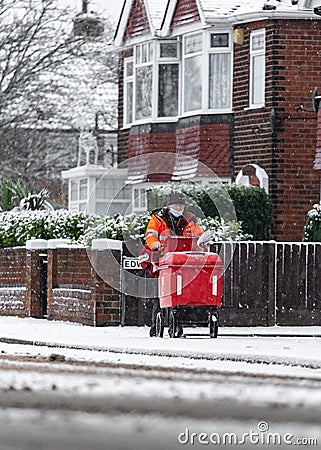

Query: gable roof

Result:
[114,0,170,46]
[145,0,170,30]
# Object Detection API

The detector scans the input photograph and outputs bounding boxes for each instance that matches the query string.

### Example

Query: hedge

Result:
[0,210,97,248]
[0,209,250,248]
[147,183,273,240]
[303,204,321,241]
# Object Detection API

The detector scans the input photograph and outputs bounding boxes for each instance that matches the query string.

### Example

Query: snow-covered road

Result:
[0,317,321,449]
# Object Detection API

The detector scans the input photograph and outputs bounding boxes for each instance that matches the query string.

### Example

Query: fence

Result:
[210,242,321,326]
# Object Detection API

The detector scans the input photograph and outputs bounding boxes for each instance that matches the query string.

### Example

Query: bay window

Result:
[250,29,266,107]
[123,30,233,127]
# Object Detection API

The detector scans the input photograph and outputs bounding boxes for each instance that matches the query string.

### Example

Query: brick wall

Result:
[233,19,321,241]
[315,108,321,169]
[128,128,176,182]
[118,49,132,164]
[90,249,121,326]
[0,243,123,327]
[124,117,231,182]
[47,246,121,326]
[47,247,94,325]
[0,247,26,317]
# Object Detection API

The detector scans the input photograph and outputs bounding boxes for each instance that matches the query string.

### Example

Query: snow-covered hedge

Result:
[80,213,251,245]
[0,209,251,248]
[79,212,152,245]
[0,210,97,248]
[303,204,321,241]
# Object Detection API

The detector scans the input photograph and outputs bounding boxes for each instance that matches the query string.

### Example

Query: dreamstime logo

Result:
[177,422,318,446]
[85,152,237,298]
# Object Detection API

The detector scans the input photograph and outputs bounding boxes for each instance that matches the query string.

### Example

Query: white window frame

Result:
[132,186,147,212]
[124,57,134,127]
[182,30,233,116]
[182,31,204,115]
[69,178,88,212]
[207,31,233,112]
[134,41,154,122]
[249,29,266,108]
[157,40,180,118]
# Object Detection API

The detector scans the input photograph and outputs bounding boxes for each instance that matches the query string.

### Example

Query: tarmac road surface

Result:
[0,353,320,450]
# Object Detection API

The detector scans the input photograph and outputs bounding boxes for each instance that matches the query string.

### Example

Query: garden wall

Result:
[0,239,122,326]
[0,247,27,317]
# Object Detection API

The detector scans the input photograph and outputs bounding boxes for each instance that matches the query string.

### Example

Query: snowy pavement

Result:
[1,317,321,449]
[2,316,321,369]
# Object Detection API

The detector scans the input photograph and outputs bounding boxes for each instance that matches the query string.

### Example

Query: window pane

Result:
[134,188,140,208]
[141,189,146,208]
[148,42,153,61]
[160,42,178,58]
[135,45,141,64]
[70,181,78,201]
[96,178,108,199]
[158,64,179,117]
[126,61,133,77]
[79,179,88,200]
[211,33,229,48]
[252,33,265,51]
[142,43,149,63]
[135,66,153,119]
[184,55,202,112]
[252,54,265,105]
[126,81,133,124]
[96,202,108,215]
[141,42,153,63]
[209,53,231,109]
[115,184,131,200]
[184,33,202,55]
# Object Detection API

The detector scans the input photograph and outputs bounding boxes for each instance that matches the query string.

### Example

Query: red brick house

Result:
[114,0,321,240]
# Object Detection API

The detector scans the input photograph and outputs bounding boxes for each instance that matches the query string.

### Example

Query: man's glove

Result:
[151,241,161,250]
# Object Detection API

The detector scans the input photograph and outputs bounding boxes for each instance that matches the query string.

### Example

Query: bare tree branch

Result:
[0,0,118,199]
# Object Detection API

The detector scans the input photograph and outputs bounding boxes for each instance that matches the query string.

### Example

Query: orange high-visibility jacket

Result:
[145,208,204,250]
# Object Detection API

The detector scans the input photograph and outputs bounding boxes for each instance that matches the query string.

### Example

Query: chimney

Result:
[73,0,104,38]
[82,0,89,14]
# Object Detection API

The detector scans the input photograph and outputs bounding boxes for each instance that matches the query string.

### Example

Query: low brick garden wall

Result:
[0,239,122,326]
[0,247,27,317]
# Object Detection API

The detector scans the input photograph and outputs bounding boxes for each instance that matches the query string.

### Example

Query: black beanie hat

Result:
[168,191,186,205]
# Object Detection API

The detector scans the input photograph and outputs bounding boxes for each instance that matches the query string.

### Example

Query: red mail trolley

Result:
[155,236,223,338]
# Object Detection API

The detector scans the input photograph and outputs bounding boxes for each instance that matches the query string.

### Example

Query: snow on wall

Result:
[0,287,26,315]
[49,288,93,326]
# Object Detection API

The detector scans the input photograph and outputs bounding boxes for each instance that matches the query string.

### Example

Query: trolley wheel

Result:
[209,312,219,338]
[168,309,183,338]
[155,311,164,338]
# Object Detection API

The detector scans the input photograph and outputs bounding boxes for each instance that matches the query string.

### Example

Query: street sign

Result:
[123,257,142,270]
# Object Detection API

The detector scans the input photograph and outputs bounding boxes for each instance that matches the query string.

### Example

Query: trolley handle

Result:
[183,251,208,255]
